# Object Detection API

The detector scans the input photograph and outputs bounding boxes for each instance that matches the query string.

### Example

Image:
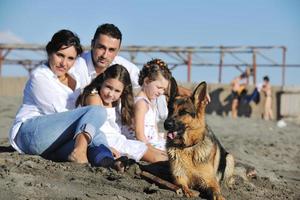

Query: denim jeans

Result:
[15,105,108,160]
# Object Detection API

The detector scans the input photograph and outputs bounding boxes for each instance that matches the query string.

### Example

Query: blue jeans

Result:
[15,105,108,161]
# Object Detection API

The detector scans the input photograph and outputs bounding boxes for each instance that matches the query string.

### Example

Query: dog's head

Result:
[164,81,208,148]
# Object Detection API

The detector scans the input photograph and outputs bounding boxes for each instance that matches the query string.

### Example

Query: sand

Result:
[0,96,299,200]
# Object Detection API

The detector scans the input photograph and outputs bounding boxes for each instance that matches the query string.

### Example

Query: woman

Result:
[9,29,108,164]
[261,76,273,120]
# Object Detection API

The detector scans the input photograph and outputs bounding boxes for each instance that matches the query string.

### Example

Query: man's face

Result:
[91,34,121,70]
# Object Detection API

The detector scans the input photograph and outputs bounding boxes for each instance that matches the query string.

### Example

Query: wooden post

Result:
[187,52,192,83]
[282,47,286,87]
[218,48,224,83]
[252,49,257,85]
[0,49,2,77]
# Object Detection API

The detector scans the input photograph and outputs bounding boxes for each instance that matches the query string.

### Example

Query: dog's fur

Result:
[164,81,234,199]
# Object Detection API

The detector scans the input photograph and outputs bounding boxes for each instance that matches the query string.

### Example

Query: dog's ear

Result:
[169,77,179,99]
[191,81,207,109]
[167,77,179,113]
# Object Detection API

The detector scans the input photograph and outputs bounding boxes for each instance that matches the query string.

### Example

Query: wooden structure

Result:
[0,43,299,86]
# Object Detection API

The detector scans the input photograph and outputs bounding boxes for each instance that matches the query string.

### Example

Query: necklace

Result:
[59,74,68,82]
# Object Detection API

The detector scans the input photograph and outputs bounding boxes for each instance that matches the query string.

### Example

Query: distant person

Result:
[134,59,172,152]
[9,30,110,166]
[261,76,273,120]
[76,23,191,122]
[77,64,168,163]
[230,67,252,118]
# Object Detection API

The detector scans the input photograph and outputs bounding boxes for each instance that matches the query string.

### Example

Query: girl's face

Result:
[143,75,169,100]
[100,78,124,106]
[48,45,77,77]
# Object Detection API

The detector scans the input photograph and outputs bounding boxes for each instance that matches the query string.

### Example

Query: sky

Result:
[0,0,299,86]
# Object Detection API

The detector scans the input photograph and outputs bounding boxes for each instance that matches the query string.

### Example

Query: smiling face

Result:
[91,34,121,72]
[99,78,124,106]
[48,45,77,77]
[143,75,169,100]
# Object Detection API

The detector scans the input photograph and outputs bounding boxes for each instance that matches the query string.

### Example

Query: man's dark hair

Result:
[263,75,270,82]
[93,23,122,44]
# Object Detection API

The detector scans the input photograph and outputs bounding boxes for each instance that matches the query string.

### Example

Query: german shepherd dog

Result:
[164,80,234,199]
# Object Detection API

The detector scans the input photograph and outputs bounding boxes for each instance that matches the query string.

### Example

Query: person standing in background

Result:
[230,67,252,118]
[261,76,273,120]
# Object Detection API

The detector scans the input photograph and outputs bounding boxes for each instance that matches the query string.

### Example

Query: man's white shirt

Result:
[78,51,140,89]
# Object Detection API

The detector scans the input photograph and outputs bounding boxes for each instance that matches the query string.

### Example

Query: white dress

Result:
[100,107,148,161]
[134,96,166,151]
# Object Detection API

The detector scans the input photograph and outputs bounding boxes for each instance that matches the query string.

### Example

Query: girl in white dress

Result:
[134,59,172,153]
[77,64,167,163]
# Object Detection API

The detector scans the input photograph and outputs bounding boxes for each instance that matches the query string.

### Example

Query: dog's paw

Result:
[225,176,235,188]
[182,186,199,197]
[214,193,226,200]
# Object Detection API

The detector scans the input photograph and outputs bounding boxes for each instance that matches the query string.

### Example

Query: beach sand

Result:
[0,96,299,200]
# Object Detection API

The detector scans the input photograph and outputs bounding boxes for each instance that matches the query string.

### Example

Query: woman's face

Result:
[143,75,169,100]
[48,45,77,77]
[100,78,124,106]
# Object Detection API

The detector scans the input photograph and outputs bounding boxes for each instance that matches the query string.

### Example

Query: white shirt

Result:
[9,60,88,153]
[80,51,140,89]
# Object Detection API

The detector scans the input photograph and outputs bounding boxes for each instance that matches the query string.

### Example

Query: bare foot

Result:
[69,132,90,164]
[97,156,127,173]
[113,160,125,173]
[68,148,88,164]
[246,167,257,179]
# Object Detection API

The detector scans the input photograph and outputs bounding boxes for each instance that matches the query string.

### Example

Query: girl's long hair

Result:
[76,64,134,126]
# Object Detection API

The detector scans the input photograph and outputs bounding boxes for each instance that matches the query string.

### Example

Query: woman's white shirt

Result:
[9,59,88,153]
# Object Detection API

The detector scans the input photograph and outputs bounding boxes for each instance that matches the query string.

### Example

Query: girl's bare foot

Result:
[98,156,128,173]
[246,167,257,178]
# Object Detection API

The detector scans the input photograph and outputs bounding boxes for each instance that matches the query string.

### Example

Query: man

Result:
[230,67,252,118]
[77,23,191,120]
[79,23,140,89]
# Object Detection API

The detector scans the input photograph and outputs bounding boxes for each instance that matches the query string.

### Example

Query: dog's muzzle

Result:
[164,118,185,140]
[164,117,176,131]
